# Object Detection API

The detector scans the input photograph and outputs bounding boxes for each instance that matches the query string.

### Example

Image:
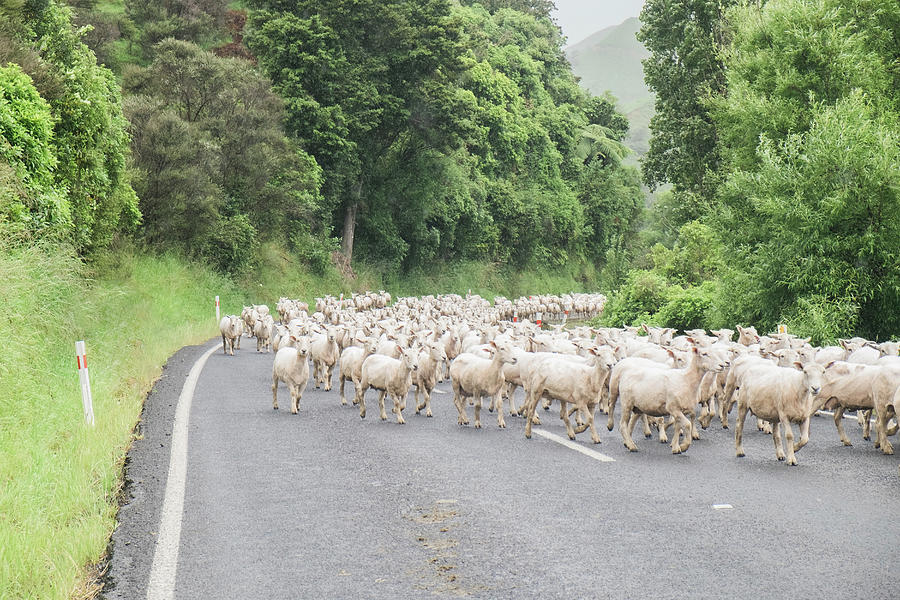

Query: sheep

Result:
[733,361,829,466]
[271,336,311,414]
[818,361,898,447]
[736,325,760,346]
[219,315,241,355]
[356,346,419,424]
[873,370,900,455]
[449,340,518,429]
[522,347,618,444]
[309,327,339,391]
[413,342,448,418]
[254,315,274,352]
[610,346,728,454]
[337,337,378,406]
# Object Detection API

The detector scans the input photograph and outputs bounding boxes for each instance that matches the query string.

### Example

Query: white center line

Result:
[532,429,616,462]
[432,388,449,394]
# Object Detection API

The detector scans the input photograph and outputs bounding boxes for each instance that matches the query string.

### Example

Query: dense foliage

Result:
[1,0,139,251]
[246,0,643,271]
[634,0,900,342]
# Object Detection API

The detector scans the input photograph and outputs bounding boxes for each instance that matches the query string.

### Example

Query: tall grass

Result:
[0,239,243,599]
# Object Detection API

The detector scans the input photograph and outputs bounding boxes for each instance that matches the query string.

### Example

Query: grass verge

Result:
[0,240,245,599]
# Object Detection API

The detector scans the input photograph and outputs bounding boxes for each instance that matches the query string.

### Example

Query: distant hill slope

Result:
[566,17,653,156]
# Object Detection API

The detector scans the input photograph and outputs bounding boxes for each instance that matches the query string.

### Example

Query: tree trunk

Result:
[340,201,358,262]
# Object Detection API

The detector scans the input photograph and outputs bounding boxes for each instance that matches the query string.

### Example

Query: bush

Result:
[656,281,719,331]
[202,214,257,274]
[781,294,860,347]
[599,269,669,326]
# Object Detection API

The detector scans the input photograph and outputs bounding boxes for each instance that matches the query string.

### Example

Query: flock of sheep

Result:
[217,291,900,469]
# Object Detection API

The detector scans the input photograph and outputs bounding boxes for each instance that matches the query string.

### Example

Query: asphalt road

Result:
[104,340,900,599]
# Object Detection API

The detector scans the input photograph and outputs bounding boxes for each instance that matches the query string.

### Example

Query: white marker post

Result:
[75,341,95,426]
[536,312,543,328]
[215,296,220,322]
[339,293,344,309]
[513,309,518,323]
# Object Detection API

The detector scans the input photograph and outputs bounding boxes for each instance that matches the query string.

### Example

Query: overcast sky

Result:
[552,0,646,47]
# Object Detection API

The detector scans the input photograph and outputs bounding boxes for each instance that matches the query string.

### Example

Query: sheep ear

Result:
[792,361,804,370]
[290,335,298,342]
[396,344,404,354]
[489,340,498,348]
[666,348,676,358]
[641,323,650,333]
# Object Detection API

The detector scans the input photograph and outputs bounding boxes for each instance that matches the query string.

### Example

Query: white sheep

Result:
[449,340,518,429]
[338,337,378,406]
[734,361,829,466]
[356,346,419,424]
[309,327,339,391]
[254,315,274,352]
[218,315,241,355]
[413,342,448,418]
[271,336,311,414]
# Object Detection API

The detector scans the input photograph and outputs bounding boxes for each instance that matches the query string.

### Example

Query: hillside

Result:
[566,17,653,156]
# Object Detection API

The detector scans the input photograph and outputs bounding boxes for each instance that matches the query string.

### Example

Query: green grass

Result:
[0,238,244,599]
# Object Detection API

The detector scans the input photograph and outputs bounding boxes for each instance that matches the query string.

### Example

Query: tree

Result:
[247,0,464,262]
[637,0,735,198]
[6,0,140,251]
[712,0,900,340]
[125,39,325,271]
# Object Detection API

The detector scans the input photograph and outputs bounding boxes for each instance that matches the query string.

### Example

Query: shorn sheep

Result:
[272,336,312,414]
[356,346,419,424]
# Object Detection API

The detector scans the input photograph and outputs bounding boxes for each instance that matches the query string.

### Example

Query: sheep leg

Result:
[560,400,577,440]
[781,415,798,466]
[606,379,619,432]
[794,416,811,453]
[474,396,483,429]
[862,408,873,440]
[772,420,786,462]
[657,417,669,443]
[339,374,348,405]
[290,384,300,415]
[542,396,551,411]
[670,410,692,454]
[393,394,406,425]
[415,385,424,414]
[690,413,701,440]
[377,390,388,421]
[734,398,748,458]
[357,386,367,419]
[876,410,894,455]
[324,363,333,391]
[272,377,279,410]
[495,393,506,428]
[586,405,602,444]
[620,403,638,452]
[523,388,540,438]
[424,388,433,418]
[834,406,852,446]
[644,414,655,439]
[222,335,228,355]
[453,387,469,426]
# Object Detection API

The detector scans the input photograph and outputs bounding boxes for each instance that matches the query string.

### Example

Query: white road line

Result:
[147,343,219,600]
[432,388,449,394]
[532,429,616,462]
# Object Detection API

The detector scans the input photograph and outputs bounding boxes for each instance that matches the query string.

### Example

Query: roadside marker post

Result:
[778,324,787,334]
[75,341,95,426]
[513,309,518,323]
[215,296,220,322]
[536,312,542,328]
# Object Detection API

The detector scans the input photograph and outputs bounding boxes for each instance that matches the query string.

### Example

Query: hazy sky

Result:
[552,0,646,47]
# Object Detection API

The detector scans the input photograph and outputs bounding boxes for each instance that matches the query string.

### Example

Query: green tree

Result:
[5,0,139,251]
[247,0,463,262]
[638,0,735,198]
[0,63,68,235]
[712,0,900,339]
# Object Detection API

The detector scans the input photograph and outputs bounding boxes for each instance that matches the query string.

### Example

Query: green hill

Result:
[566,17,653,156]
